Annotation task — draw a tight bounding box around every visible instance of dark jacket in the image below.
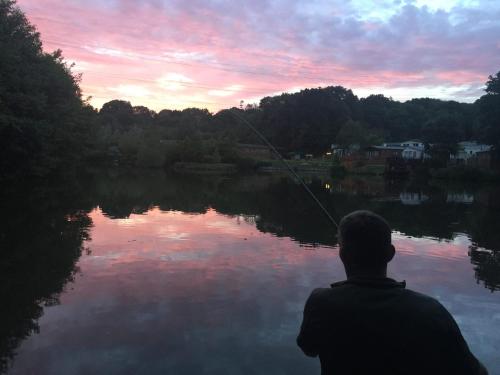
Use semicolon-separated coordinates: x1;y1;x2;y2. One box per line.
297;277;487;375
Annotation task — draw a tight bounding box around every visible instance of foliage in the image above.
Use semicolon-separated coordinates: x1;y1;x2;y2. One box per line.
136;142;166;168
258;86;357;153
330;164;347;177
0;0;93;178
117;128;142;163
421;114;465;144
335;120;383;148
485;72;500;95
122;76;495;172
476;71;500;149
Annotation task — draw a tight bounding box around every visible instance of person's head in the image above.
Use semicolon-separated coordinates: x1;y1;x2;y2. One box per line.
338;210;395;277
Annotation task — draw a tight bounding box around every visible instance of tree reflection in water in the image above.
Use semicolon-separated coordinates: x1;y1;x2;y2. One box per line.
1;170;499;373
469;247;500;292
0;177;93;373
80;170;500;291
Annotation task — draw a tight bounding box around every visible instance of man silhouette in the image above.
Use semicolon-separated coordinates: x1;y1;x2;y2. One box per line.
297;210;487;375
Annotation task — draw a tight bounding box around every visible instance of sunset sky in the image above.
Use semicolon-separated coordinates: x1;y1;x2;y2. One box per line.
17;0;500;112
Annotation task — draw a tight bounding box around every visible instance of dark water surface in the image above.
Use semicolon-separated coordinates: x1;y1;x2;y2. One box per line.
1;170;499;374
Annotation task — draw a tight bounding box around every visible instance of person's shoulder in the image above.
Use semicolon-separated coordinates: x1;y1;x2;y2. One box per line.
306;283;354;305
305;287;338;305
401;288;452;315
402;288;441;303
308;287;332;299
310;281;354;296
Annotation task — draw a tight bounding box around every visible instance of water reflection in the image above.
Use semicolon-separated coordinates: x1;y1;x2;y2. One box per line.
469;247;500;292
0;177;93;372
1;170;500;373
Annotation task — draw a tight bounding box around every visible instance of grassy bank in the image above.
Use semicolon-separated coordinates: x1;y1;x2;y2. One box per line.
172;162;237;174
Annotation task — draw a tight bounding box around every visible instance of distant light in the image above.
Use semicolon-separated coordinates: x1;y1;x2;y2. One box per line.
326;152;332;155
325;183;331;189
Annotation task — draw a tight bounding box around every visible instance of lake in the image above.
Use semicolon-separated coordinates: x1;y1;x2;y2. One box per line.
1;170;499;374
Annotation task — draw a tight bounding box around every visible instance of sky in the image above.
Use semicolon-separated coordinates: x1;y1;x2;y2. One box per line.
17;0;500;112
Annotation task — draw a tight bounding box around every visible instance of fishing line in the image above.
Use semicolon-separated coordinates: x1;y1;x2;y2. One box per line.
229;108;339;229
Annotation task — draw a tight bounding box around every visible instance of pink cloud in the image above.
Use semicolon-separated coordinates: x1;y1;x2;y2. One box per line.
16;0;500;110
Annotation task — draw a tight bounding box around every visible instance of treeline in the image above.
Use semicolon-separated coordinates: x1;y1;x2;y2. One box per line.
1;0;499;178
83;77;500;170
88;102;249;169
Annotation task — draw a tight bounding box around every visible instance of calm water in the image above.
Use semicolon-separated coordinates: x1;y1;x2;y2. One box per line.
1;170;499;374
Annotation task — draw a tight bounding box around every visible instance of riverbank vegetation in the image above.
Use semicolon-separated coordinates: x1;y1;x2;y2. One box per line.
1;0;499;180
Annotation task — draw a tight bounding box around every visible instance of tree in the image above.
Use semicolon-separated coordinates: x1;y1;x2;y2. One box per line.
336;120;383;148
259;86;358;153
421;114;464;144
485;71;500;95
99;100;134;131
0;0;91;177
476;70;500;147
360;95;396;138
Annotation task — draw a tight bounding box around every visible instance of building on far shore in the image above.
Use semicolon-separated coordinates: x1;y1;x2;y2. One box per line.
330;143;360;158
381;140;426;160
331;139;499;172
450;141;493;169
336;140;428;169
363;145;403;165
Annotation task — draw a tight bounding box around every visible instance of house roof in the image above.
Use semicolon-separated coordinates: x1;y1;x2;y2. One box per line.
374;145;405;150
365;145;404;151
458;141;492;148
383;139;424;147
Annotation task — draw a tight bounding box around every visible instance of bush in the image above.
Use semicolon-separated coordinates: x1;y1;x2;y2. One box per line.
233;156;258;171
354;160;366;168
330;164;347;177
136;143;166;168
117;128;142;164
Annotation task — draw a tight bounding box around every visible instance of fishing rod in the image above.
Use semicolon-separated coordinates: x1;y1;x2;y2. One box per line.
229;108;339;229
